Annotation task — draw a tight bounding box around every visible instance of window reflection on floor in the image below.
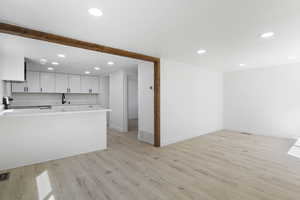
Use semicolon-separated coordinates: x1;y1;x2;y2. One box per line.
288;139;300;159
36;170;55;200
48;195;56;200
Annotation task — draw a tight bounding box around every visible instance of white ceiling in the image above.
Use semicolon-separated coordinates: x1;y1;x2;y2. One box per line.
1;0;300;71
0;33;140;75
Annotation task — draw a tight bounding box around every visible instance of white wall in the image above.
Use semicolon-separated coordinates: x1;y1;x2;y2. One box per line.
138;62;154;144
98;76;110;108
160;59;223;146
128;76;138;119
224;63;300;139
0;52;24;81
109;70;128;132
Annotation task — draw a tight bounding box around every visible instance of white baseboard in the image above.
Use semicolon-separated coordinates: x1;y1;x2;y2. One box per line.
109;123;124;132
138;130;154;145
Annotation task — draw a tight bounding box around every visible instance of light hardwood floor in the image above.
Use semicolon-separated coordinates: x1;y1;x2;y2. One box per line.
1;130;300;200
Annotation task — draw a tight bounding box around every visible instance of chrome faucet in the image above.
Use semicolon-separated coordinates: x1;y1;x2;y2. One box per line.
2;96;13;109
62;93;67;104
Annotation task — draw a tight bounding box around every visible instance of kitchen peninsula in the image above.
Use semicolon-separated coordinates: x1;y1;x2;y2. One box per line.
0;105;111;170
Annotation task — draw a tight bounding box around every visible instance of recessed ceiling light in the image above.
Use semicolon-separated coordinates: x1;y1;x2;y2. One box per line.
261;32;275;39
94;67;101;70
51;62;59;66
57;54;66;58
88;8;103;17
40;58;47;64
239;63;246;66
47;67;54;71
197;49;207;54
107;61;114;65
288;56;297;60
85;71;91;74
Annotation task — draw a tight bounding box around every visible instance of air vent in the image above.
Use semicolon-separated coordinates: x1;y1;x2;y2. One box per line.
0;172;10;181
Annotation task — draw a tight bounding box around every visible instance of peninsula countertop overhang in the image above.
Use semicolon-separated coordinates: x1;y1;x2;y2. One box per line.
0;105;111;117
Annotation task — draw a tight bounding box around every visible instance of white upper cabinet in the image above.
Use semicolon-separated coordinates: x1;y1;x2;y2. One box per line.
26;71;40;93
12;71;40;93
80;76;91;93
90;76;99;94
40;72;55;93
0;53;24;81
12;71;99;94
68;75;81;93
12;81;27;93
81;76;99;94
56;74;81;93
55;73;68;93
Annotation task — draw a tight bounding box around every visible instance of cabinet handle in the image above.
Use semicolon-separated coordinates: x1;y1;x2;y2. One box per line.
40;88;43;92
69;88;71;93
24;87;26;92
27;87;29;92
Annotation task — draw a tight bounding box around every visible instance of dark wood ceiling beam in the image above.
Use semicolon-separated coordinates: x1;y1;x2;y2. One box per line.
0;23;160;63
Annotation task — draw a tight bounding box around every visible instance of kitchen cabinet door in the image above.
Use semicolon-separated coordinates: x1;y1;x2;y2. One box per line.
68;75;81;93
40;72;55;93
12;71;39;93
90;76;99;94
81;76;99;94
55;73;68;93
26;71;40;93
12;81;27;93
80;76;91;93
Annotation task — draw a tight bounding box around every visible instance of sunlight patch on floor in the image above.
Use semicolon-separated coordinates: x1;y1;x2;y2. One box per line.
36;170;55;200
288;139;300;159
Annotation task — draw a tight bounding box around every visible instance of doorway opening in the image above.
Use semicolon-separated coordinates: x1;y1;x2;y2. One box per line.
105;62;154;145
0;23;160;147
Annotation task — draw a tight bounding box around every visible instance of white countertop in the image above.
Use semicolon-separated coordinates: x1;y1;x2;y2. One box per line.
0;105;111;117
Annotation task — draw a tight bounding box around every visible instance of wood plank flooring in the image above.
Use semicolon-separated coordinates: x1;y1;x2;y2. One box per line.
1;130;300;200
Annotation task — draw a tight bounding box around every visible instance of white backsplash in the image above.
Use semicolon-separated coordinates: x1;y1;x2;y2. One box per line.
11;93;100;106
